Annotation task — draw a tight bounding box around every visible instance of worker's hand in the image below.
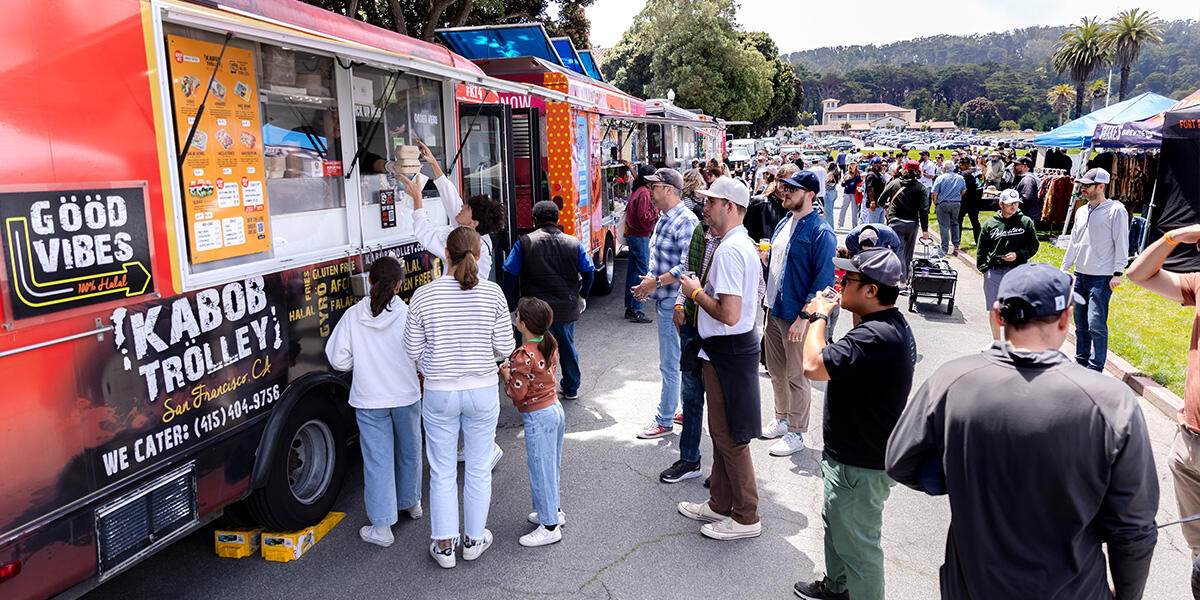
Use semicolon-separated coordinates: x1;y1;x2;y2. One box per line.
631;275;657;299
679;273;700;299
1168;224;1200;244
1110;275;1122;291
1002;252;1017;262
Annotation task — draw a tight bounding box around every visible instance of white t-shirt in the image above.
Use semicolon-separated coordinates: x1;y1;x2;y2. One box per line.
920;159;937;188
698;225;761;344
764;215;797;309
807;166;828;196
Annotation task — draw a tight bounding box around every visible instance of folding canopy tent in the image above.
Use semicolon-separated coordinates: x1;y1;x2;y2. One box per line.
1149;104;1200;272
1034;92;1176;148
1092;89;1200;148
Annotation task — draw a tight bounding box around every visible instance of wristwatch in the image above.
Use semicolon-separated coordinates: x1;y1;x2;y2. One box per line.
655;277;663;288
808;313;831;324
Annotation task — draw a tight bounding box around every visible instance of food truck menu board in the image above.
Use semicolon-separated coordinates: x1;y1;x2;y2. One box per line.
168;35;271;264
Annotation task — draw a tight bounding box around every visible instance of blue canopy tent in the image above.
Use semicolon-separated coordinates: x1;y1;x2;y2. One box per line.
1033;92;1176;148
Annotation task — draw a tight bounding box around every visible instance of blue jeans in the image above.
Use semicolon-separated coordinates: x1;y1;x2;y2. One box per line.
824;189;838;230
521;402;565;527
624;236;651;311
422;385;500;541
935;202;961;251
1074;273;1113;371
356;405;423;527
550;321;580;397
653;299;682;428
678;323;705;464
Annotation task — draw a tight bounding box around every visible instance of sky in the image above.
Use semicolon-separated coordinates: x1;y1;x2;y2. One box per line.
585;0;1200;55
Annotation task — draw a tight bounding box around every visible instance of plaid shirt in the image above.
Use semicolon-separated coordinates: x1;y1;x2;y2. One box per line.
647;203;700;301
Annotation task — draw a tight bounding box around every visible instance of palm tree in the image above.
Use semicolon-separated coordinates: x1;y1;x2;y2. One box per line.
1087;79;1109;111
1053;17;1111;119
1105;8;1164;101
1046;84;1076;126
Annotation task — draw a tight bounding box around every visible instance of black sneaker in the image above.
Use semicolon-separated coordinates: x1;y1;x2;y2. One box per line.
793;579;849;600
703;476;711;488
624;308;636;320
629;311;652;324
659;460;701;483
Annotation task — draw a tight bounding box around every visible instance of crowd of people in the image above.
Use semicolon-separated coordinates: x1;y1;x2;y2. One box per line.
320;137;1200;600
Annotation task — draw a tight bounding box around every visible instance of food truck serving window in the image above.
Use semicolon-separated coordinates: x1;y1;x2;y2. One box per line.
163;25;351;276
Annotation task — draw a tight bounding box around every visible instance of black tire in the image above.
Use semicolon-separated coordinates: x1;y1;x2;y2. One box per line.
590;242;616;296
220;500;257;528
946;297;954;315
246;399;348;530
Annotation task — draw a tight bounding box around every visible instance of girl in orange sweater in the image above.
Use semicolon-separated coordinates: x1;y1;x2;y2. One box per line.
500;297;566;547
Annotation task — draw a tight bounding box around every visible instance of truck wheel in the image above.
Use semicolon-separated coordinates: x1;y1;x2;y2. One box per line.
591;243;615;296
946;297;955;315
246;399;347;530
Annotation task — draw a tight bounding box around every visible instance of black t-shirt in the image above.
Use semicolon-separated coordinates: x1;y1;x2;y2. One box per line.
821;307;917;470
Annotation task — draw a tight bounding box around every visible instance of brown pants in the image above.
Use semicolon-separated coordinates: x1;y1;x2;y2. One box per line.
1170;425;1200;558
702;360;760;525
763;314;812;433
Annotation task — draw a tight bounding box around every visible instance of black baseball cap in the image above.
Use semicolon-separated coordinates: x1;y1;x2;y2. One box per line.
833;247;905;288
779;170;820;193
995;263;1085;319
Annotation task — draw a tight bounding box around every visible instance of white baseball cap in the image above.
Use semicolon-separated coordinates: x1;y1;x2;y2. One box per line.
1077;167;1111;185
998;189;1022;204
696;176;751;207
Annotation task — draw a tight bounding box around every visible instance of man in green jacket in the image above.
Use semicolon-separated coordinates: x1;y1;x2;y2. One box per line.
976;189;1039;340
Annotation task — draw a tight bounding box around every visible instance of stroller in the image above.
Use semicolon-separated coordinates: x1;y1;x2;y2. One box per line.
908;239;958;315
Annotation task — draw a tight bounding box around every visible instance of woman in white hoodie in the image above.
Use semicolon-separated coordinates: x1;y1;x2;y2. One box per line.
405;227;515;568
324;256;422;548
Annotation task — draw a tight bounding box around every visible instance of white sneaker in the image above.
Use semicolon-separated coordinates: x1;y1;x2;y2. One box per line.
462;529;493;561
490;444;503;470
405;503;423;520
519;525;563;547
760;419;789;439
359;525;394;547
769;432;805;456
527;510;567;526
429;540;456;568
677;500;728;523
701;517;762;540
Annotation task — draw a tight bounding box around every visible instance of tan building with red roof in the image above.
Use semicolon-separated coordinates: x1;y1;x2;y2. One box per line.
812;99;918;132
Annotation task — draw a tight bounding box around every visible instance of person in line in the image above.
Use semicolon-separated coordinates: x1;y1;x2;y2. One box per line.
499;297;567;548
823;161;841;231
838;162;862;230
760;170;836;457
793;247;916;600
404;141;506;281
984;151;1005;190
930;161;966;255
752;155;770;192
976;189;1039;340
623;163;659;324
918;150;937;190
630;168;700;439
659;198;721;484
325;256;422;548
502;201;595;400
954;157;984;246
886;263;1159;600
1011;155;1041;230
862;158;887;222
681;168;708;221
677;176;764;541
807;156;829;215
1125;224;1200;561
404;227;515;569
1060;167;1129;371
879;160;929;286
747;164;797;245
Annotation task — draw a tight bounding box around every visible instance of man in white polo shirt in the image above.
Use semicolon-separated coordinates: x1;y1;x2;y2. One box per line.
676;176;765;541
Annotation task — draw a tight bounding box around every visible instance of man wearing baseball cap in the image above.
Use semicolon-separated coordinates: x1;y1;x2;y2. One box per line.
930;160;967;255
793;247;916;600
1012;155;1042;228
677;176;765;541
630;168;700;440
1061;167;1129;371
976;189;1039;340
918;150;937;190
758;170;837;457
886;262;1158;600
878;160;929;286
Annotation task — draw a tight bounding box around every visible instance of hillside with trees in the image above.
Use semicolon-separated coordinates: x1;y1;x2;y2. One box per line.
786;18;1200;131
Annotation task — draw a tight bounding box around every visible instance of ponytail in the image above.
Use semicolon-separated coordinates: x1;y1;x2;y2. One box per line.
516;296;557;367
446;226;481;290
367;256;405;317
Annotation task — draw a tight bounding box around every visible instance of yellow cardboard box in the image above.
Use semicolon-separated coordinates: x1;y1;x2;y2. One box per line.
261;512;345;563
214;527;263;558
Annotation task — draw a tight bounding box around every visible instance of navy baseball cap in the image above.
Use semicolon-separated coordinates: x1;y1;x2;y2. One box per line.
780;170;821;193
833;247;905;288
995;263;1085;318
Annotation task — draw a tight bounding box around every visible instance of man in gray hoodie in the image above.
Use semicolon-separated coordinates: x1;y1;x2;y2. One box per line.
886;263;1158;600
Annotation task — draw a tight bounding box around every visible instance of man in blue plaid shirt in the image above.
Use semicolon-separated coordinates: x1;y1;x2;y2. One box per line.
631;168;701;439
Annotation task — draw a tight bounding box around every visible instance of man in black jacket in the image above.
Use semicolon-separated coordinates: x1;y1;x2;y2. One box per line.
879;160;929;284
886;263;1159;600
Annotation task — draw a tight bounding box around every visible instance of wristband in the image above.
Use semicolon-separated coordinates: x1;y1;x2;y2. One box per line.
691;288;701;300
1165;232;1181;246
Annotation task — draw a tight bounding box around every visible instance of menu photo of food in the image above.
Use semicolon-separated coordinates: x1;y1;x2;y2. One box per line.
180;75;201;98
240;132;256;149
214;129;235;151
210;78;226;102
234;80;251;101
192;129;208;152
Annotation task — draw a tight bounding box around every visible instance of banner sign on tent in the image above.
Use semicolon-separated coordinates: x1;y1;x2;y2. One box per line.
1092;121;1162;148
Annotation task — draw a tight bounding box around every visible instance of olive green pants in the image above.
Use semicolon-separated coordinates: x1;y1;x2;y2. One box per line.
820;452;895;600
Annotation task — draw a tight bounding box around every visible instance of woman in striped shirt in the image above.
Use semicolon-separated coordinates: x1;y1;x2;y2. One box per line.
404;227;515;568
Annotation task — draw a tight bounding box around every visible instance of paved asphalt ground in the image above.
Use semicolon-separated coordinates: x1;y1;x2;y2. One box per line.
86;218;1194;599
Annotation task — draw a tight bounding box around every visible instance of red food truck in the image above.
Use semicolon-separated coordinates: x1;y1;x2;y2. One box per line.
0;1;583;598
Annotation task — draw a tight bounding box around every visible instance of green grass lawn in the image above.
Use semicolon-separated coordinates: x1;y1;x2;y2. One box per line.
927;207;1191;397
